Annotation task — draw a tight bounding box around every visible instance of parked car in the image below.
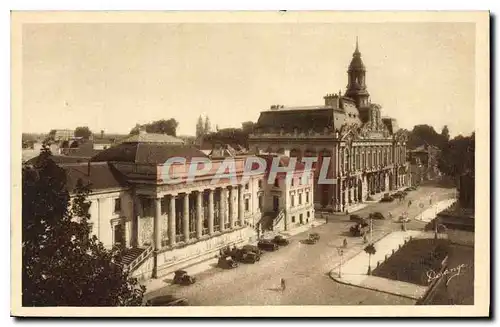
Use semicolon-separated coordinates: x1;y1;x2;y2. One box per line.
272;235;290;246
173;270;196;285
380;193;394;202
309;232;320;241
350;222;370;237
257;239;279;251
218;256;239;269
349;214;365;223
232;248;260;264
303;235;318;244
241;244;263;256
369;212;385;220
146;295;188;306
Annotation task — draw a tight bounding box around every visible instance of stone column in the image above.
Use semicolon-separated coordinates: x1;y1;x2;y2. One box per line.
183;192;190;242
220;188;226;232
353;180;358;203
169;195;176;247
196;191;203;239
152;196;162;279
208;189;214;234
238;185;244;226
229;186;235;228
130;191;138;248
154;197;162;251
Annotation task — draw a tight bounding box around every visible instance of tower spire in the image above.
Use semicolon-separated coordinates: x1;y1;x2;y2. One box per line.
355;36;359;53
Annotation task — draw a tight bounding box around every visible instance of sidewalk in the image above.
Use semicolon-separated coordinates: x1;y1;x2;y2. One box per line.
329;198;455;300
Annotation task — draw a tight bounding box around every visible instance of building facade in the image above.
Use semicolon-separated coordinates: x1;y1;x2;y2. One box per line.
249;41;410;213
55;132;314;281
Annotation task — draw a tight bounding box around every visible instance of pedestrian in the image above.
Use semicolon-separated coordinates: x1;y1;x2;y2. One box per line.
363;235;368;244
343;238;348;248
408;200;412;207
280;278;286;292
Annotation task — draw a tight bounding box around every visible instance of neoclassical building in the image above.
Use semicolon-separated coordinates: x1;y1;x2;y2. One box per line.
249;41;410;212
52;131;314;280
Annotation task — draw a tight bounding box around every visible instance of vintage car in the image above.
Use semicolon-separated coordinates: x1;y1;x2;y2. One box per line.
369;212;385;220
232;248;260;264
349;214;365;223
303;235;318;244
145;295;188;306
218;256;239;269
241;244;263;256
380;193;395;202
272;235;290;246
309;232;320;241
172;270;196;285
257;239;279;251
350;222;370;237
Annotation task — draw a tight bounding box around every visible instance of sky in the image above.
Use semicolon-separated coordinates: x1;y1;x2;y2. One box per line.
21;22;476;137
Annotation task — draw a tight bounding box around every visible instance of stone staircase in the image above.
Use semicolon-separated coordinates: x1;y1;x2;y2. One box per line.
121;246;154;272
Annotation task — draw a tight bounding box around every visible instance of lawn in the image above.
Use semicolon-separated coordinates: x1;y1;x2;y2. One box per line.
372;238;450;286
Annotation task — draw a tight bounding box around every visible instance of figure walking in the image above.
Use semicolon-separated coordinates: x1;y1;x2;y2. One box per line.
408;200;412;208
343;238;348;248
280;278;286;292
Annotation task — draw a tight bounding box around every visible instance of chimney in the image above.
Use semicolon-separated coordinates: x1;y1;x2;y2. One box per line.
324;93;339;109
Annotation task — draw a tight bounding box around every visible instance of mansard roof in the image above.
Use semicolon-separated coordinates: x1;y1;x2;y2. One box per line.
62;162;128;192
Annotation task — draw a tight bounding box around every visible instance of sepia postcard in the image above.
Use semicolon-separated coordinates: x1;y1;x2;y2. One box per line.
11;11;490;317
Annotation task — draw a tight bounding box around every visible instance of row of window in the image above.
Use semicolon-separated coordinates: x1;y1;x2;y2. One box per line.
291;211;311;224
341;145;406;172
290;192;310;207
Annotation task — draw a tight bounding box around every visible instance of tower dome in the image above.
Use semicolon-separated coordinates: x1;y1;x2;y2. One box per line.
345;37;370;108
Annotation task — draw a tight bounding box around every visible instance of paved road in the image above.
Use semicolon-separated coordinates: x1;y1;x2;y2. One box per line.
145;185;455;306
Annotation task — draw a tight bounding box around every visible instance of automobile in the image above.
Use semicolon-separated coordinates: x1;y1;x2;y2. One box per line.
272;235;290;246
257;239;279;251
369;212;385;220
173;270;196;285
218;256;239;269
309;232;321;241
303;236;318;244
349;214;365;223
145;295;189;306
409;185;418;191
380;193;394;202
232;248;260;264
241;244;263;256
350;222;370;237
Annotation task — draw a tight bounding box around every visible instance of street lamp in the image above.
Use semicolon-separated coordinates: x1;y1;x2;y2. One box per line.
337;248;344;278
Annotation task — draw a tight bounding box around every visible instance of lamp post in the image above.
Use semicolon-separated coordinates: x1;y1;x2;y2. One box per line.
337;248;344;278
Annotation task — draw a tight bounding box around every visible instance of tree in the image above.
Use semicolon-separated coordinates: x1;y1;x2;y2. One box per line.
74;126;92;140
195;116;204;139
364;243;377;275
241;121;255;134
441;125;450;142
129;119;179;136
22;146;145;306
407;124;446;150
438;132;475;178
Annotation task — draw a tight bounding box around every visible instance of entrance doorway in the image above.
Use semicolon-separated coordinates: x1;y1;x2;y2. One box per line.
114;223;124;248
273;196;279;212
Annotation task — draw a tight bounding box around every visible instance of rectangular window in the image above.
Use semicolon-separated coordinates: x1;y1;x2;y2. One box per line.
307;211;310;218
299;193;302;205
274;178;279;187
245;198;249;211
292;216;296;223
258;196;263;210
114;198;121;214
306;192;310;203
258;179;262;189
245;183;249;190
291;195;295;207
291;178;294;187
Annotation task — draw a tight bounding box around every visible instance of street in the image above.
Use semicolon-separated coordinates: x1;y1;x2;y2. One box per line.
145;184;456;305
